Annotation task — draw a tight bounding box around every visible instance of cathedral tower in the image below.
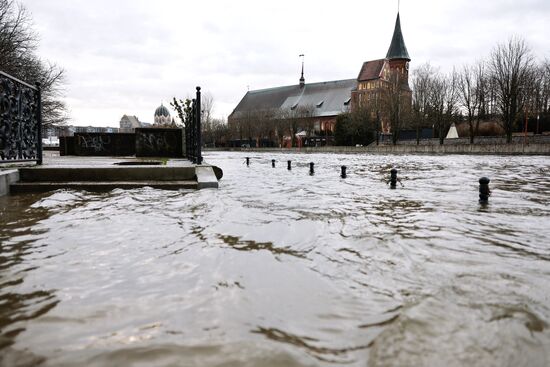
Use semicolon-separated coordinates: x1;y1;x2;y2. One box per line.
386;12;411;84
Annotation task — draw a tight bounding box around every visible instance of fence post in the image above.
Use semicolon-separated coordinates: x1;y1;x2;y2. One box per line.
196;86;202;165
190;99;196;162
36;82;43;165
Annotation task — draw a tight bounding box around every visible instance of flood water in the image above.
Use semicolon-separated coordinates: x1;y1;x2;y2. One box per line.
1;152;550;367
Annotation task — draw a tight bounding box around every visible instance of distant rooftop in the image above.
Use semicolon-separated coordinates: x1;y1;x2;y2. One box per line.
230;79;357;120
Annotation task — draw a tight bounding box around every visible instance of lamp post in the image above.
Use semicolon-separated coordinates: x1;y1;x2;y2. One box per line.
537;114;540;135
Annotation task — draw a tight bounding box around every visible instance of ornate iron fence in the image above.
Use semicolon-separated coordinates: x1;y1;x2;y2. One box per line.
186;86;202;164
0;70;42;164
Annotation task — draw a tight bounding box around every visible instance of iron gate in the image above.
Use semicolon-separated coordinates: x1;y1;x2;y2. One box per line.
0;70;42;165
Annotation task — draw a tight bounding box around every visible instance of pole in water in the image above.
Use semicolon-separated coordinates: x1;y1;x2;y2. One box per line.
390;168;398;189
341;166;347;178
287;160;292;170
272;159;275;168
309;162;315;175
479;177;491;203
246;157;250;166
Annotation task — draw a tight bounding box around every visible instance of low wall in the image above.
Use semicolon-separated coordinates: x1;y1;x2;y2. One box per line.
59;136;75;155
135;128;183;158
204;143;550;155
73;133;135;156
59;129;184;158
0;169;19;197
368;143;550;155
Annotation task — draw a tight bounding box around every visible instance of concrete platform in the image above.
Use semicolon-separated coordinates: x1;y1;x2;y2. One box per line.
10;181;198;193
18;166;197;182
2;152;221;195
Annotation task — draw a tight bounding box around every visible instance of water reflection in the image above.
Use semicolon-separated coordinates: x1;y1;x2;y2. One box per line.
219;235;308;258
0;192;58;360
253;326;371;364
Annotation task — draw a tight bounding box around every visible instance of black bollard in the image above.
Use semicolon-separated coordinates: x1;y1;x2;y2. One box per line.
309;162;315;175
479;177;491;203
390;168;398;188
287;160;292;170
246;157;250;166
341;165;347;179
272;159;276;168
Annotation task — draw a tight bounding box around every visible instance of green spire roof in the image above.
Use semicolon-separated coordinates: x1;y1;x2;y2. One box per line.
386;13;410;61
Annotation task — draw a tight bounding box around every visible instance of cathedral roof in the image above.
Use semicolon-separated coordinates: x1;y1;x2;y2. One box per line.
386;13;410;61
357;59;387;82
230;79;356;120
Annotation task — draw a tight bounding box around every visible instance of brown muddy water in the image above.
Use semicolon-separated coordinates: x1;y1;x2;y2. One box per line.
1;152;550;367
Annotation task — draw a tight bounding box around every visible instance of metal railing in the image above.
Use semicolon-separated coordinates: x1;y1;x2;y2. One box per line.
0;70;42;165
186;86;202;164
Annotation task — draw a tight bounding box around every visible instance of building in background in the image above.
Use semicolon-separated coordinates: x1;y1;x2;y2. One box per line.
120;115;142;132
352;13;412;134
154;104;175;127
229;11;411;146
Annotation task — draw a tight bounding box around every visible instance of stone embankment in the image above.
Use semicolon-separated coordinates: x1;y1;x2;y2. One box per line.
206;136;550;155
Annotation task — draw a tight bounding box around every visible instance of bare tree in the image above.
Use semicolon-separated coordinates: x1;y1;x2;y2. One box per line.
529;60;550;134
383;71;410;145
444;69;460;140
539;60;550;114
199;92;216;145
0;0;36;70
0;0;68;125
459;64;479;143
277;105;313;147
201;92;214;126
488;37;534;142
412;63;434;144
209;117;229;147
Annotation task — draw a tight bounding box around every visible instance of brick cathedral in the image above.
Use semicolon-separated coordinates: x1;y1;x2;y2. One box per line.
229;11;411;146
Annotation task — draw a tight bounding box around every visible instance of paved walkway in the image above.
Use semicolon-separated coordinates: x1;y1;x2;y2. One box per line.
41;151;195;167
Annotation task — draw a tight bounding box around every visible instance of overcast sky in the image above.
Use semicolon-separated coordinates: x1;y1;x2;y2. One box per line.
22;0;550;127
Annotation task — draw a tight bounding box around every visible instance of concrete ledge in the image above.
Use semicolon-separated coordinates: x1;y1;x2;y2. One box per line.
19;166;197;182
196;166;219;189
10;180;198;193
0;170;20;197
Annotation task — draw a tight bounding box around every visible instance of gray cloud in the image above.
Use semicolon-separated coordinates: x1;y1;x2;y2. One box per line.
20;0;550;125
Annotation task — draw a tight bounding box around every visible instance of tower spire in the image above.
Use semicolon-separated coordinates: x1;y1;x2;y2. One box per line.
386;11;410;61
299;54;305;87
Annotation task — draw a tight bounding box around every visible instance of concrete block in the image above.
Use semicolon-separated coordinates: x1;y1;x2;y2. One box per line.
0;170;20;197
196;166;219;189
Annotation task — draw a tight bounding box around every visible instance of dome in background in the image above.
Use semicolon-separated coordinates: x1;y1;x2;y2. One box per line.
155;104;170;118
154;103;172;126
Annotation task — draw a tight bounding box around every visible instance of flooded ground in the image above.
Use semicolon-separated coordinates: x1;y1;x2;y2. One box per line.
1;152;550;367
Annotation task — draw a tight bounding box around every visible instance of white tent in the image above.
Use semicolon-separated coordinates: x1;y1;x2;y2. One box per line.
446;123;459;139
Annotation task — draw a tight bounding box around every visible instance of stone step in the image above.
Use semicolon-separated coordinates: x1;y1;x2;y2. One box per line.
18;166;197;182
10;180;198;193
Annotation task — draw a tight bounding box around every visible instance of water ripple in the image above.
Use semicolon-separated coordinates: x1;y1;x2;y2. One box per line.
0;153;549;366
